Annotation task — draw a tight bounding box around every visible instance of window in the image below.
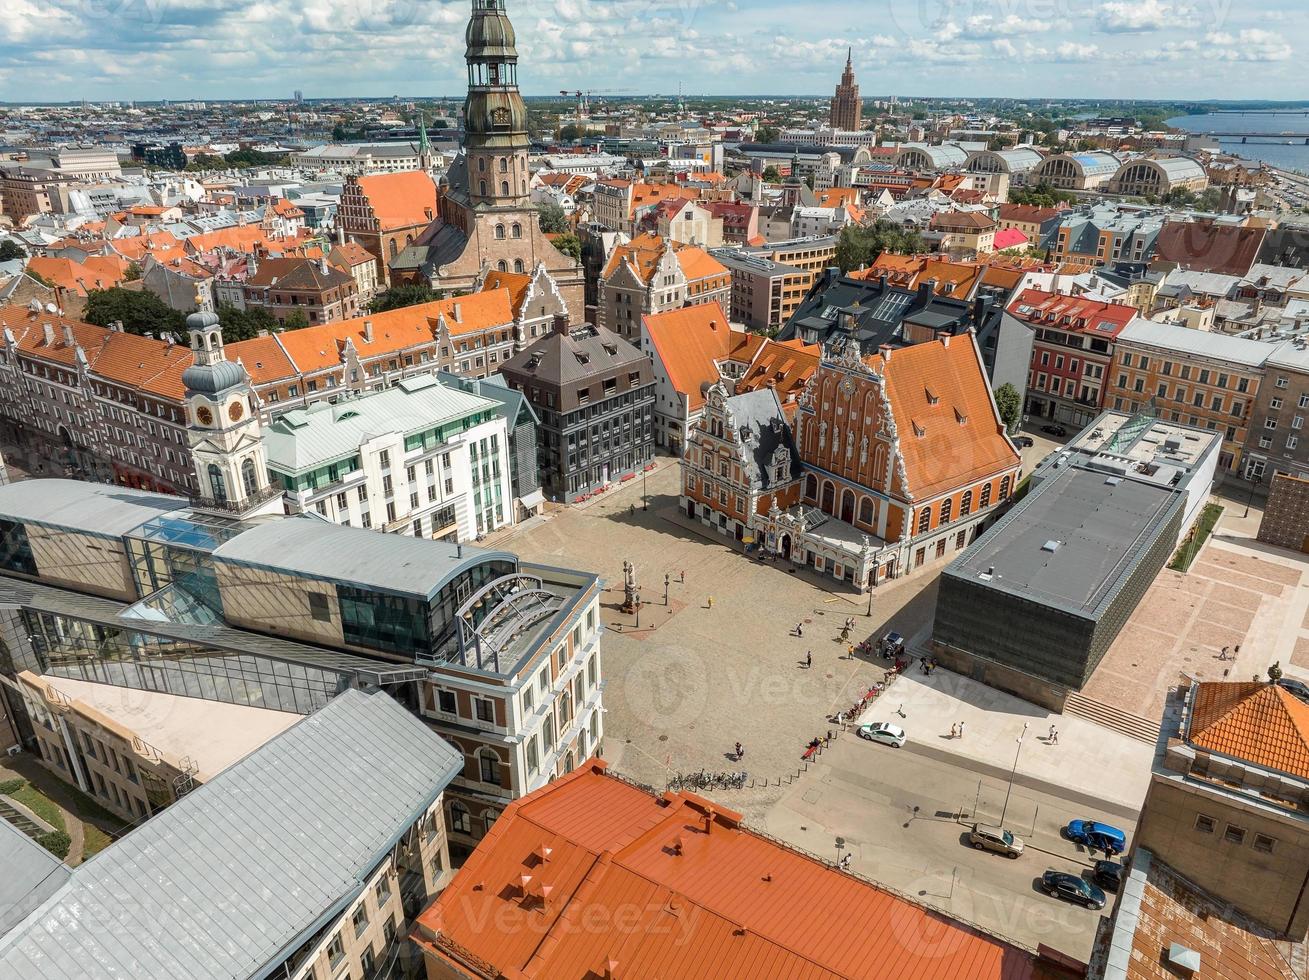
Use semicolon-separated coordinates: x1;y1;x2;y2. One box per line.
475;698;494;723
1254;833;1276;853
480;752;501;784
450;802;471;834
960;490;973;517
1271;397;1283;410
360;946;376;976
1277;375;1290;389
940;498;952;523
1223;824;1246;845
327;933;345;967
437;689;456;714
352;903;369;936
1194;814;1215;833
543;715;555;750
1296;416;1305;430
308;592;331;622
527;735;539;773
980;483;992;508
1289;437;1299;451
375;877;392;907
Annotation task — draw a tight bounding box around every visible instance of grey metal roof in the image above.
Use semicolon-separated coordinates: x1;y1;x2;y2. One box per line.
895;143;969;169
945;466;1182;617
213;514;516;601
724;387;800;492
0;689;462;980
1116;319;1275;368
0;480;187;538
965;148;1044;173
0;821;70;939
264;374;499;474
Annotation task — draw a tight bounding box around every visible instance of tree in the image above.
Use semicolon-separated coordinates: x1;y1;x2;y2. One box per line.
84;287;186;336
332;122;348;142
216;303;280;342
0;239;25;261
282;309;309;330
754;125;779;145
369;283;439;313
994;383;1022;434
537;201;569;234
185;153;227;171
558;123;585;142
1008;183;1077;208
553;232;582;262
833;221;926;273
124;261;142;282
761;165;781;183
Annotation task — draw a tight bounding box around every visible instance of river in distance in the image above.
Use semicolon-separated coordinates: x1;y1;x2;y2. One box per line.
1168;111;1309;174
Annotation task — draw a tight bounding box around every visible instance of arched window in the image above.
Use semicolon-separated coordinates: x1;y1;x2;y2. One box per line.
241;458;258;497
960;490;973;517
495;224;506;240
388;239;398;259
980;483;992;508
513;259;525;273
940;498;953;523
479;180;487;196
917;506;931;534
804;474;818;501
1001;475;1012;498
511;223;522;239
478;157;486;172
820;481;835;514
498;157;507;172
840;488;855;524
496;260;508;272
207;464;227;503
859;497;874;526
449;801;470;834
500;180;510;196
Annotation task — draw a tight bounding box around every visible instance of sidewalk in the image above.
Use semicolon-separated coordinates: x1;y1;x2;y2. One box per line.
855;667;1155;813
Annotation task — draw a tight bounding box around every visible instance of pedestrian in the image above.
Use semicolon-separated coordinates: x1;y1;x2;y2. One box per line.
1051;727;1059;745
1220;645;1228;661
897;703;905;718
826;729;833;745
958;721;965;738
796;622;804;637
680;570;685;583
630;504;635;516
1235;644;1241;656
1048;723;1056;741
840;852;852;870
735;741;743;761
707;595;714;609
805;651;812;669
836;710;844;727
950;723;957;739
847;643;855;658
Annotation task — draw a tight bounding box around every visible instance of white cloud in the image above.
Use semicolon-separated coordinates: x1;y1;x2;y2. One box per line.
1098;0;1195;32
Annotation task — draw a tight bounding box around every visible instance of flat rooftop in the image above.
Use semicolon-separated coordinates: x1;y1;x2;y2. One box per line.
34;674;301;781
0;480;187;538
1052;411;1220;489
947;466;1182;616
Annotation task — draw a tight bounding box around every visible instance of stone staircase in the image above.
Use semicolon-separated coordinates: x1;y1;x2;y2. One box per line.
1064;692;1161;745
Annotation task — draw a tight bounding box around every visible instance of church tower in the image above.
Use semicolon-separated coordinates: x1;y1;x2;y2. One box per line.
463;0;531;209
830;49;862;132
181;291;281;518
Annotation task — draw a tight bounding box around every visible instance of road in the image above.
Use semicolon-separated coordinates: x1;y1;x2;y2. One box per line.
763;734;1135;961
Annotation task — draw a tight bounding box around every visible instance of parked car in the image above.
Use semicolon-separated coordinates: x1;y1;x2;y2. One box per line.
968;824;1025;858
1014;435;1034;448
1277;678;1309;705
856;722;907;748
1092;859;1124;892
1041;871;1106;910
1065;820;1127;856
1041;424;1068;438
878;631;905;660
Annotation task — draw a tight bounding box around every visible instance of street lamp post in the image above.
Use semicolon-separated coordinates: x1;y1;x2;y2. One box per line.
664;572;670;606
1243;474;1263;519
998;722;1028;827
643;466;649;511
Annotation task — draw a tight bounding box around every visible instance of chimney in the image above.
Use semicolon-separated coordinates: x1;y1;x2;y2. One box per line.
336;224;345;245
972;294;991;326
109;319;123;333
452;302;462;323
363;319;374;343
919;280;935;302
61;324;74;347
42;322;54;346
709;319;718;331
879;344;893;362
878;274;888;291
703;806;716;835
552;312;571;335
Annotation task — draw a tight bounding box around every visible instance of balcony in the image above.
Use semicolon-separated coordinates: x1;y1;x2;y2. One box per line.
188;484;283;515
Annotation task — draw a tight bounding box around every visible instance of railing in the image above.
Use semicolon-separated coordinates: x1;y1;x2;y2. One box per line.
188;484;283;514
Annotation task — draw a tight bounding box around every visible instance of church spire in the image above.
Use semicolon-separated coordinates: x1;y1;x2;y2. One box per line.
463;0;530;207
416;110;434;170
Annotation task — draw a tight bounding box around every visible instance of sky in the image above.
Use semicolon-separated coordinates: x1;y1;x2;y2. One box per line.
1;0;1304;104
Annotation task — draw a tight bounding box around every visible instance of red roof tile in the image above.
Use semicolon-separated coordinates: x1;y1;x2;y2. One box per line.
1189;682;1309;778
357;172;440;231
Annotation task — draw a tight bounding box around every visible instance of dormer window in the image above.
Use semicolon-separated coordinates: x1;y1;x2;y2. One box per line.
954;407;967;425
925;387;939;405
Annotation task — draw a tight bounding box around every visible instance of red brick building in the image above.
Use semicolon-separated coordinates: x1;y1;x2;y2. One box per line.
335;171;439;285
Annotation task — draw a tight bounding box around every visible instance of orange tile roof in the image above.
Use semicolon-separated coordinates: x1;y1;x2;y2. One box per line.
816;187;859;209
356;171;439;230
413;760;1043;980
185;226;313;256
629;181;693;217
0;307;192;400
109;231;181;262
328;241;375;270
869;335;1020;500
478;269;532;316
1009;288;1136;338
736;336;820;407
225;333;297;385
267;289;514;376
605;232;726;285
1124;853;1299;980
1188;682;1309;778
674;244;728;282
642;302;734;412
27;255;128;296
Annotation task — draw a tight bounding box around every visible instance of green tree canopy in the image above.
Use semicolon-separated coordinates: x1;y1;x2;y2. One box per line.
754;125;780;144
833;221;926;273
370;283;439;313
994;383;1022;434
84;288;185;337
0;239;26;261
281;309;309;330
761;165;781;183
553;232;582;262
1008;183;1077;208
216;304;281;342
537;202;570;234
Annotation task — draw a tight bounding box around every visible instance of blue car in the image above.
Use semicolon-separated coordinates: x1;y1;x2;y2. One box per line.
1065;820;1127;855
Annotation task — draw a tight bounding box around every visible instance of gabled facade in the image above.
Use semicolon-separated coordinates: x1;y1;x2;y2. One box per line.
596;232;731;342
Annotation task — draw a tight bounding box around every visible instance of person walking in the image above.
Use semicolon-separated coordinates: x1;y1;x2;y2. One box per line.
958;721;965;738
796;622;804;637
679;570;685;583
897;703;906;718
950;723;957;739
1049;723;1057;741
707;595;714;609
735;741;744;761
1050;727;1059;745
805;651;813;669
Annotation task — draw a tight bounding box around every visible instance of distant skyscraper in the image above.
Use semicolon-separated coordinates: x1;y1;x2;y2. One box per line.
829;48;862;132
294;89;303;103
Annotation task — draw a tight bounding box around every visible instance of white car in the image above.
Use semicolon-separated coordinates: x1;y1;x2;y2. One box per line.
856;722;906;748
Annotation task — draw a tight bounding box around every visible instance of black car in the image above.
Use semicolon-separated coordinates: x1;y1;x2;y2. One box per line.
1041;870;1106;910
1014;436;1034;448
1092;860;1123;892
1041;424;1068;438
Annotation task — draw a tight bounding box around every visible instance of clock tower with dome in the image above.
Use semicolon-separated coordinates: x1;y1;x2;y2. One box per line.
388;0;584;315
182;294;282;518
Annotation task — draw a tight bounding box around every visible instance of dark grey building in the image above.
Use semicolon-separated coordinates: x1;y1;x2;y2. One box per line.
500;319;655;501
933;465;1184;710
779;268;1035;394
